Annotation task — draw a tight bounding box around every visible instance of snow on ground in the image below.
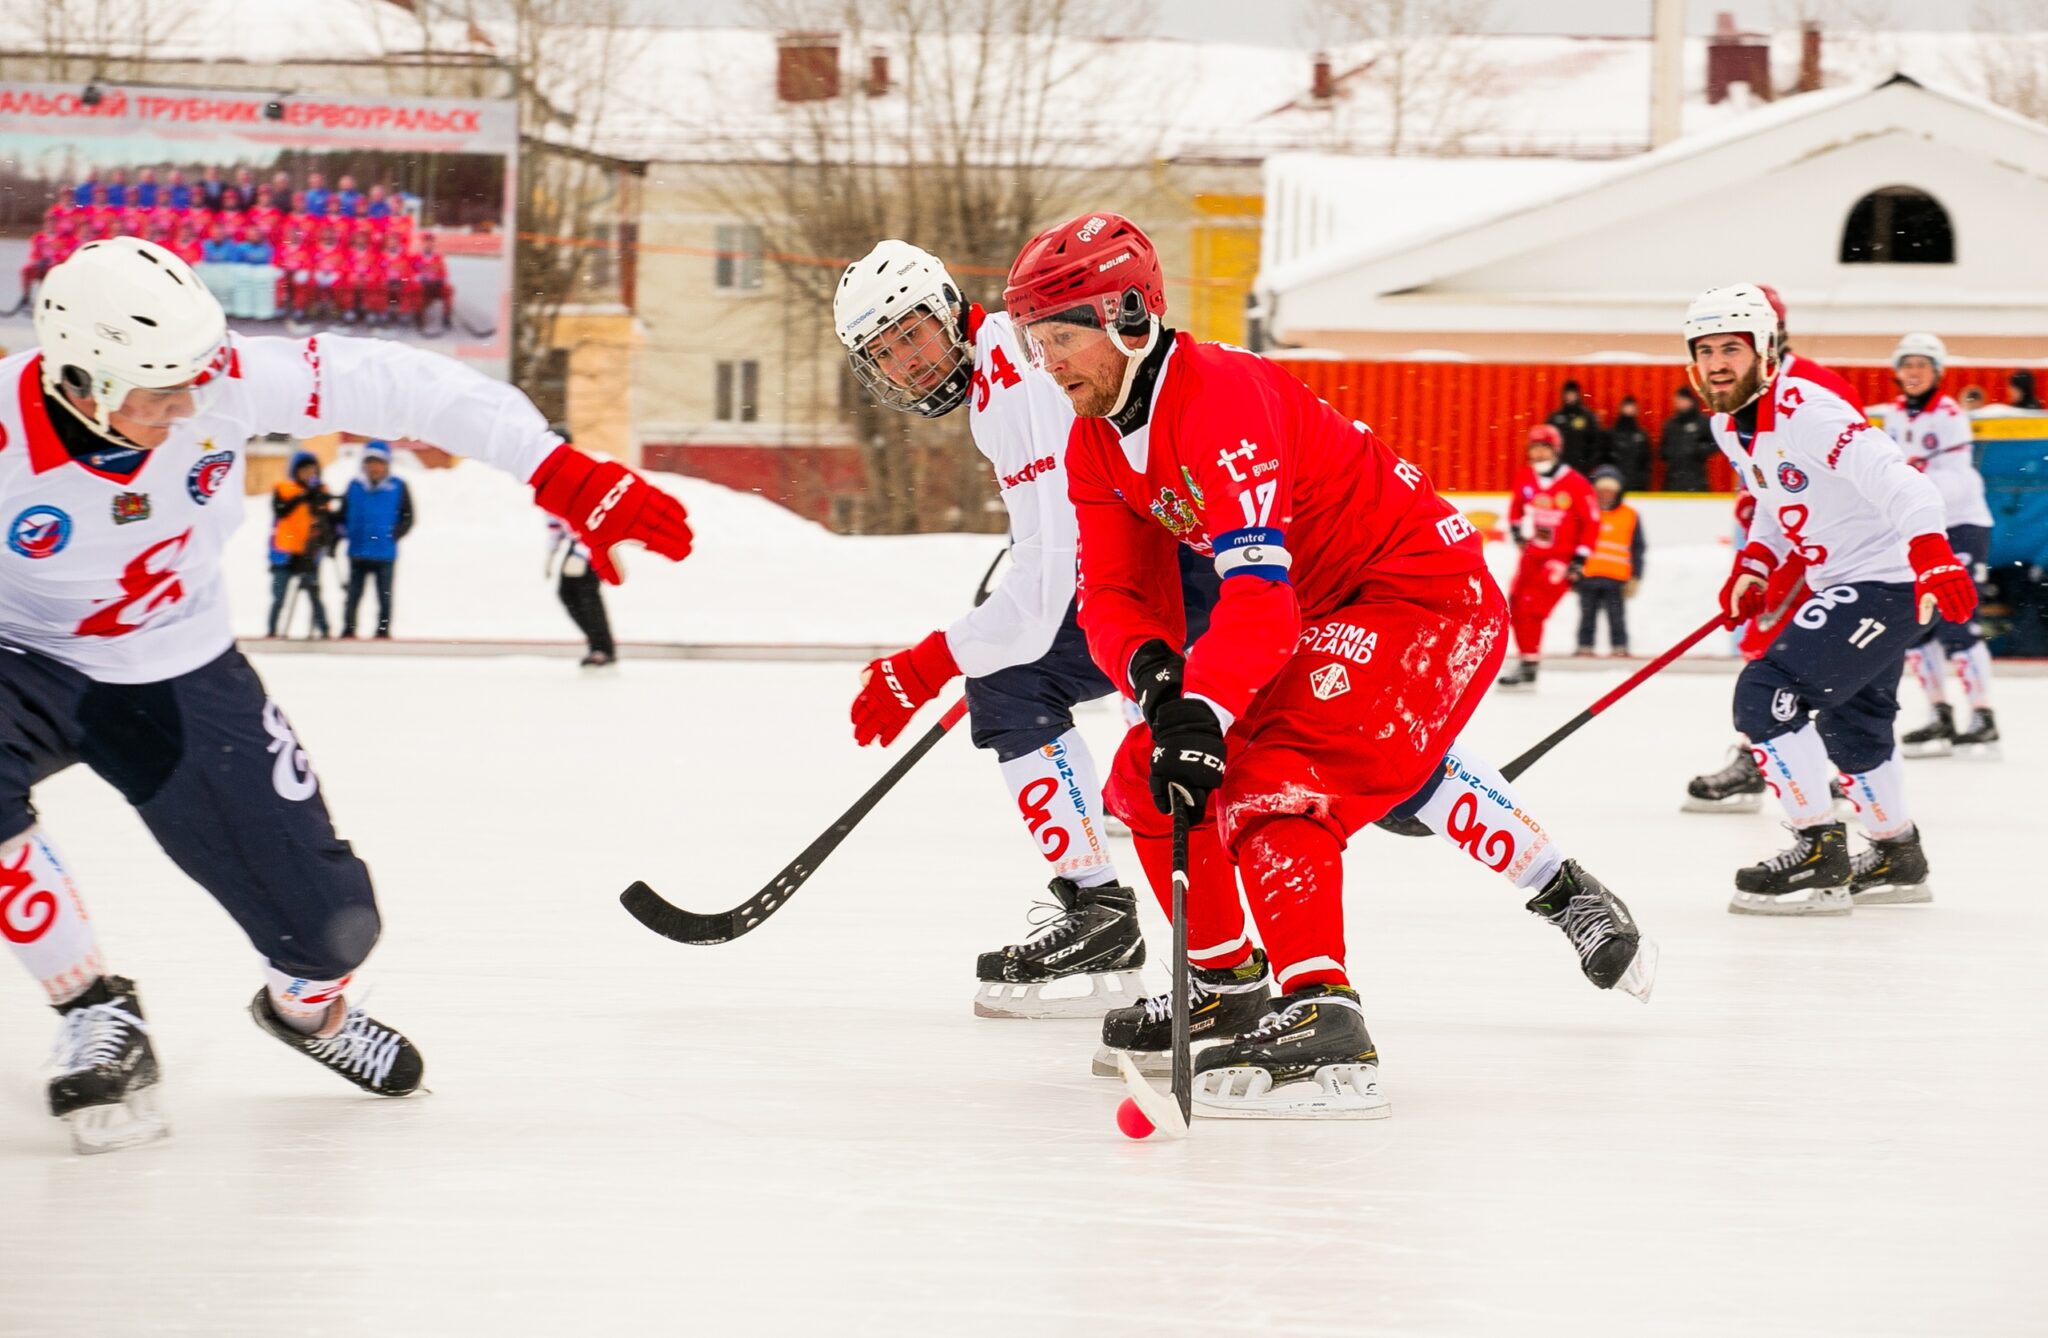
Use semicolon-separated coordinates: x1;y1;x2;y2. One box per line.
230;449;1736;657
0;651;2039;1336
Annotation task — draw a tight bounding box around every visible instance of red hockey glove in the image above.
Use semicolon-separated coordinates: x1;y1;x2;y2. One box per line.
1755;552;1811;633
1718;542;1777;627
852;630;959;747
531;444;693;585
1908;533;1978;626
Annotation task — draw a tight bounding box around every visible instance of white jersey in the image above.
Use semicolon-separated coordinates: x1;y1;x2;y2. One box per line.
941;307;1084;678
1869;392;1992;529
1708;355;1945;588
0;334;557;683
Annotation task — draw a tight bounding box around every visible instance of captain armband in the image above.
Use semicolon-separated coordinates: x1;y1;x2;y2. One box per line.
1212;527;1292;583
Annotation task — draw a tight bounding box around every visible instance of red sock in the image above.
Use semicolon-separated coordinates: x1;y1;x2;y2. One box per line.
1237;817;1349;992
1131;821;1252;970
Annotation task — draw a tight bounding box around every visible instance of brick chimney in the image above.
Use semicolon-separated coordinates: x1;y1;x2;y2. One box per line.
1706;12;1773;105
1798;21;1823;94
1311;52;1335;102
776;32;840;103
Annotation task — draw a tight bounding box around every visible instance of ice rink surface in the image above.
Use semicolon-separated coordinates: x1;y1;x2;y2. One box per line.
0;651;2042;1337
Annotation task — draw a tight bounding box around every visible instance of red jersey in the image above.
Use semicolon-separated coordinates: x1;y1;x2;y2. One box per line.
1067;332;1485;719
414;252;447;283
1507;464;1598;557
379;248;417;281
313;244;351;279
346;246;385;284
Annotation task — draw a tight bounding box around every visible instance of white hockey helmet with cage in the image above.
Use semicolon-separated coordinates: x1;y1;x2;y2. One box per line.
1892;331;1947;375
1682;283;1783;410
34;236;231;436
834;240;971;418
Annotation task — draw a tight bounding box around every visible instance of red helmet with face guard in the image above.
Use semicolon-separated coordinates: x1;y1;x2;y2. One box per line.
1003;212;1165;333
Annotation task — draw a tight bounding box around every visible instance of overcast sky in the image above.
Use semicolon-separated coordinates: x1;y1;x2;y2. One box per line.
630;1;2033;42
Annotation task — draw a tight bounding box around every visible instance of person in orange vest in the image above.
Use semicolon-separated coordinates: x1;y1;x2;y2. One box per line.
1497;423;1599;690
1575;465;1645;657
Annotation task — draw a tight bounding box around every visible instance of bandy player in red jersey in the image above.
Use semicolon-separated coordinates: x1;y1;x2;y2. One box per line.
0;238;691;1151
1004;214;1656;1119
1495;424;1600;690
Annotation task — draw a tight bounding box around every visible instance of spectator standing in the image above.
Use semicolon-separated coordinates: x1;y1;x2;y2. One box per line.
1547;379;1605;474
198;164;227;211
547;517;617;667
304;171;332;217
1606;394;1652;491
267;450;334;639
336;441;414;639
1575;466;1645;658
104;168;129;208
133;167;159;209
2007;369;2042;410
164;168;192;211
1658;385;1714;491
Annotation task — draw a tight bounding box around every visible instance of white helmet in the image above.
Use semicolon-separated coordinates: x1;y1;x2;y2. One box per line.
1892;331;1947;374
1682;283;1784;410
34;236;230;436
834;240;971;417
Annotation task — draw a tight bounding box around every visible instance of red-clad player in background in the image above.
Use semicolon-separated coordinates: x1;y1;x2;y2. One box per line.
1495;423;1601;691
343;232;385;325
379;232;420;324
414;233;453;331
1002;213;1654;1119
310;228;352;322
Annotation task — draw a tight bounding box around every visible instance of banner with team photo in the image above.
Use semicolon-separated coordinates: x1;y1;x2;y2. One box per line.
0;81;516;378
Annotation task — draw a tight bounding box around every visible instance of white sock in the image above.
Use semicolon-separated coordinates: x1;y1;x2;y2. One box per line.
1951;643;1994;722
1905;645;1947;711
997;730;1118;887
1840;752;1913;839
0;827;105;1005
1751;725;1836;826
1412;747;1565;892
262;964;351;1034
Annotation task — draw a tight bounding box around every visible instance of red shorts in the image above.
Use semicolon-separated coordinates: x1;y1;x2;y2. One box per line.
1107;566;1510;852
1509;547;1576;656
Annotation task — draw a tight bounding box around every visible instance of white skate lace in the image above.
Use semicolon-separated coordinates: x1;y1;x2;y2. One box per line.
51;1000;144;1073
1018;898;1085;948
306;1006;404;1088
1555;894;1618;962
1756;825;1823;874
1239;998;1309;1043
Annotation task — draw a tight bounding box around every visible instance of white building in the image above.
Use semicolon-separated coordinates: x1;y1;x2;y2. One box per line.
1258;75;2048;364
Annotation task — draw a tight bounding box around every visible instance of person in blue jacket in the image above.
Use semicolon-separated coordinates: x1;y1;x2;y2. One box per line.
335;440;415;638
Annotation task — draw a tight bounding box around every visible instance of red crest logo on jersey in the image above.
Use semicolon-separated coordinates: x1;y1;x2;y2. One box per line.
111;492;152;525
1776;462;1809;493
187;450;234;504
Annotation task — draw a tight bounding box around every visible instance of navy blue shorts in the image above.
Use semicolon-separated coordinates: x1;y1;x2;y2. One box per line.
967;546;1221;761
1911;523;1990;655
1733;580;1919;774
0;646;378;978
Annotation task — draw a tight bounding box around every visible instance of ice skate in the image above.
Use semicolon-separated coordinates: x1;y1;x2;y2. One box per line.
1730;822;1851;916
1850;826;1933;906
47;975;169;1155
1952;708;2000;758
249;989;425;1096
1683;746;1764;813
1190;984;1390;1120
1524;861;1657;1002
1900;703;1955;758
1493;659;1540;692
1091;949;1271;1077
974;877;1146;1019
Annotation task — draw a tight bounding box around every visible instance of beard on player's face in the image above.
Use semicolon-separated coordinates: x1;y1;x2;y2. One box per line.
1027;320;1126;418
1693;337;1764;414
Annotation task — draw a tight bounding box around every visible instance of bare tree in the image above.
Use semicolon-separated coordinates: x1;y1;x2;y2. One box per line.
16;0;208;82
1307;0;1499;156
1963;1;2048;123
708;0;1157;532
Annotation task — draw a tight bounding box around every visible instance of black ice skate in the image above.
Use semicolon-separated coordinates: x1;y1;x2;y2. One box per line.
1900;703;1955;758
48;975;169;1155
249;989;425;1096
1091;949;1271;1077
975;878;1147;1019
1730;821;1851;916
1189;984;1389;1119
1524;861;1657;1001
1953;708;2000;755
1494;659;1540;692
1850;826;1933;906
1684;746;1764;813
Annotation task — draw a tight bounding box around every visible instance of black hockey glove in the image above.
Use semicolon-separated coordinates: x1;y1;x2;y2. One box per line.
1148;697;1227;822
1127;638;1185;728
1566;554;1587;585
